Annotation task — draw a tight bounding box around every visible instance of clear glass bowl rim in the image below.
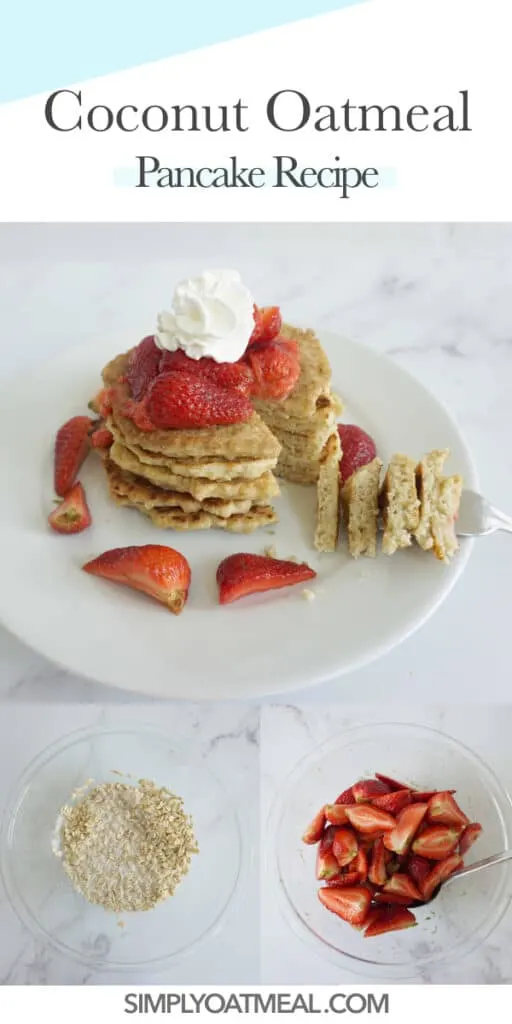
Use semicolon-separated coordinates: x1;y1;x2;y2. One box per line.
268;720;512;979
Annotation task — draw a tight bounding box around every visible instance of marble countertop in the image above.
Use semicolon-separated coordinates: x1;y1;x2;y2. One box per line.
0;222;511;704
261;704;512;984
0;703;259;985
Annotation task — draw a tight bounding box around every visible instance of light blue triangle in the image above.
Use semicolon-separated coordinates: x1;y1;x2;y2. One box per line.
1;0;367;103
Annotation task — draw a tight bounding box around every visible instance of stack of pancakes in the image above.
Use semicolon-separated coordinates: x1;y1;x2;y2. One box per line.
98;353;281;533
253;325;342;485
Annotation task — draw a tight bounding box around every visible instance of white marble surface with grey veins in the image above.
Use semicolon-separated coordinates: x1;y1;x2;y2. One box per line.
0;222;511;703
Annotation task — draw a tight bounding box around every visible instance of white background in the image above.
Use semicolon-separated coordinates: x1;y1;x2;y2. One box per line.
0;0;511;220
0;221;510;704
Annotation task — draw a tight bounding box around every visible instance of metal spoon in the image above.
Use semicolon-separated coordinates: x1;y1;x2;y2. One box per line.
456;490;512;537
421;849;512;905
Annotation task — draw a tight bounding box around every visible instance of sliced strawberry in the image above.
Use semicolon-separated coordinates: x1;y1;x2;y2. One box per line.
352;779;391;803
145;371;253;429
161;351;254;397
246;339;300;400
345;805;396;835
383;872;422;903
90;387;114;418
332;828;359;868
318;885;371;926
412;789;455;802
338;424;377;484
316;837;341;880
375;773;410;791
371;790;412;815
83;544;191;614
364;906;417;938
368;838;387;887
407;854;431;889
383;803;428;854
54;415;93;497
302;807;326;845
352;907;381;933
372;891;414;907
324;871;361;888
324;804;349;826
216;553;316;605
459;822;483;856
125;335;161;400
427;792;470;829
48;482;91;535
90;427;114;449
249;305;282;345
360;831;389;850
334;786;355;806
349;846;368;882
421;853;463;902
385;855;402;876
411;825;461;861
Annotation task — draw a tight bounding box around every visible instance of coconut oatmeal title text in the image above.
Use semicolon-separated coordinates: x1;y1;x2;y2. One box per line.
44;88;471;200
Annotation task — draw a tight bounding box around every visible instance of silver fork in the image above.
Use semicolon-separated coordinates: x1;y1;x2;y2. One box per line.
456;490;512;537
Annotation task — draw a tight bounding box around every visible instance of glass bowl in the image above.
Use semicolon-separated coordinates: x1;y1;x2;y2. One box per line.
0;725;243;971
269;722;512;979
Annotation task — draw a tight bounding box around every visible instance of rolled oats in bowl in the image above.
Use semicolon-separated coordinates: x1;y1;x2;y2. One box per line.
53;777;199;913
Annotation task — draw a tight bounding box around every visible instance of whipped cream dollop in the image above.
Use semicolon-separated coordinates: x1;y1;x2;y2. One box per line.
155;269;255;363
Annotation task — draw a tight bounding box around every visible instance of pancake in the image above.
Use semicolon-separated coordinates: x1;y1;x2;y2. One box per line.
106;460;268;519
130;503;278;533
110;440;280;502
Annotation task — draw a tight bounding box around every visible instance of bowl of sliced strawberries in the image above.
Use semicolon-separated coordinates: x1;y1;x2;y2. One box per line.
270;722;512;977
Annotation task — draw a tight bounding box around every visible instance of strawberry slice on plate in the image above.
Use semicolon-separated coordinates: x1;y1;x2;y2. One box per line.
318;885;372;927
421;853;463;902
344;805;396;834
364;906;417;938
54;415;93;497
83;544;191;614
351;779;391;803
459;822;483;856
427;791;470;829
411;825;461;861
216;553;316;605
383;802;429;854
302;807;326;845
48;482;91;535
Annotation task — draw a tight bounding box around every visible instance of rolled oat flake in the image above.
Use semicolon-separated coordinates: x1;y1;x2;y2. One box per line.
55;778;198;913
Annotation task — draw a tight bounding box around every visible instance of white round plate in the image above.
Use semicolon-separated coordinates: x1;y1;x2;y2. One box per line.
0;331;476;699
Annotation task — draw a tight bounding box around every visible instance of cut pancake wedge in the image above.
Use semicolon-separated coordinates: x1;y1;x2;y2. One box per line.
342;457;383;558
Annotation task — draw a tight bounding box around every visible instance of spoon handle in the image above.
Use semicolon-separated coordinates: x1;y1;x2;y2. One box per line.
450;849;512;882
